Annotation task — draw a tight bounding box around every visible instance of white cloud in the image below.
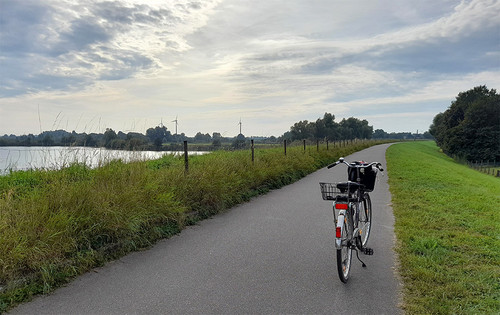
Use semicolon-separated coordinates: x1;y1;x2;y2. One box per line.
371;0;500;44
0;0;224;96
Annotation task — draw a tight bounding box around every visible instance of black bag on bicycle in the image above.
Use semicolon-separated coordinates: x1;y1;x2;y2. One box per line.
348;162;377;191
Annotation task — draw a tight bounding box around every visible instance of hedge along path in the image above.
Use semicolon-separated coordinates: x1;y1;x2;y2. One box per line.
0;140;389;312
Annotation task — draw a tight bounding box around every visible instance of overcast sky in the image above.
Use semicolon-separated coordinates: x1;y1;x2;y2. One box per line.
1;0;499;137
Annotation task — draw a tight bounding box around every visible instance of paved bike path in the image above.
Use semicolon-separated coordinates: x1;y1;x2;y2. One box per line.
10;143;400;314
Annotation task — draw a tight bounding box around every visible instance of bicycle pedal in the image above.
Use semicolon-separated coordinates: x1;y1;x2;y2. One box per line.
363;247;374;255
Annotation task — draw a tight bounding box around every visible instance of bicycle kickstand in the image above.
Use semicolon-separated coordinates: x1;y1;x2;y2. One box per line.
354;248;367;268
354;247;374;268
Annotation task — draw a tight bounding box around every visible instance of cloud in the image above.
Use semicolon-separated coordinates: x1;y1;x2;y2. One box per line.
0;0;222;97
185;0;500;119
240;1;498;69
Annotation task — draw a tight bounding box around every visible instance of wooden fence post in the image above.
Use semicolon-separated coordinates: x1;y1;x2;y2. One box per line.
251;139;254;163
184;140;189;173
317;140;319;151
284;140;287;156
326;140;329;150
303;139;306;152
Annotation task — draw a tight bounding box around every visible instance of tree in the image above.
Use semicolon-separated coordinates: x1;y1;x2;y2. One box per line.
339;117;373;139
194;132;212;143
285;112;372;142
103;128;117;148
430;86;500;161
41;134;54;146
314;113;339;140
83;134;97;147
232;134;247;149
212;138;222;148
61;134;76;145
146;126;171;148
422;131;433;139
323;113;341;140
373;129;387;139
290;120;315;140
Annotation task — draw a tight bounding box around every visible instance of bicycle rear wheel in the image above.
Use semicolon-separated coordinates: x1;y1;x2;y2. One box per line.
336;215;352;283
358;193;372;247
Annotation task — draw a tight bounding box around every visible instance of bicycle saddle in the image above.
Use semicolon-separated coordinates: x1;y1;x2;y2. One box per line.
336;181;364;193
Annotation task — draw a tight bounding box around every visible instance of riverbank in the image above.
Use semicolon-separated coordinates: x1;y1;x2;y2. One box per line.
0;146;208;175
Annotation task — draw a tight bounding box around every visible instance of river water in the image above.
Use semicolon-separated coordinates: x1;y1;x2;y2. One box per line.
0;146;203;175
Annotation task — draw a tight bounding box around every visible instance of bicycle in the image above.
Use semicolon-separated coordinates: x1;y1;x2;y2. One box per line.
319;157;383;283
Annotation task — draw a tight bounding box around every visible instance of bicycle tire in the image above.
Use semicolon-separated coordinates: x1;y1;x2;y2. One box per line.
336;214;352;283
358;193;372;247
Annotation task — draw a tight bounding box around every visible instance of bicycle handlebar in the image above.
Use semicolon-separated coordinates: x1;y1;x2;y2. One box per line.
327;157;384;171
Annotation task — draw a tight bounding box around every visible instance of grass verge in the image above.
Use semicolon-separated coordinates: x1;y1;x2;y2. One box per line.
0;140;387;312
387;141;499;314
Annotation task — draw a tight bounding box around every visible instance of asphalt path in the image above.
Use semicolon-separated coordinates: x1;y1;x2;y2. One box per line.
10;143;400;314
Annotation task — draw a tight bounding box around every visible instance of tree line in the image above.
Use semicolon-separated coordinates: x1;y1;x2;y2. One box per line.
429;85;500;161
280;114;373;141
1;113;427;151
280;113;431;142
0;127;276;151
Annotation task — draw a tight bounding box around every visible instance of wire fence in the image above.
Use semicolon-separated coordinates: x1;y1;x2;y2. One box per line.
467;160;500;177
181;138;378;173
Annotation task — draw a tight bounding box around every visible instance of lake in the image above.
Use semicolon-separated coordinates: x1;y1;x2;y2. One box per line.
0;146;205;175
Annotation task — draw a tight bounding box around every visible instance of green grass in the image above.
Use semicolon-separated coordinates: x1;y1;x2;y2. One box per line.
0;140;387;312
387;141;500;314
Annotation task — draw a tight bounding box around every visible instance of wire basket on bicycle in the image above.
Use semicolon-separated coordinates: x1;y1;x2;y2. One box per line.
319;182;349;201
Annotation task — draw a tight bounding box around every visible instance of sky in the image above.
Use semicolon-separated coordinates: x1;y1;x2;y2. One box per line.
1;0;499;138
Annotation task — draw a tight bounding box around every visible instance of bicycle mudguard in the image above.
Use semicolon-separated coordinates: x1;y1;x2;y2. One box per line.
335;210;346;249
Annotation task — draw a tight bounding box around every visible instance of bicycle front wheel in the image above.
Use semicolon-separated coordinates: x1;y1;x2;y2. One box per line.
358;193;372;247
336;215;352;283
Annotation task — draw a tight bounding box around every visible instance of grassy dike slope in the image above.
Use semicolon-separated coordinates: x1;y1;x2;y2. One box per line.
387;142;499;314
0;141;385;312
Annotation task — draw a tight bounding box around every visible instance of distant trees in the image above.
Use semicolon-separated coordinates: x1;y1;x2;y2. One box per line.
232;134;247;149
372;129;433;140
211;132;222;148
284;113;373;142
6;109;450;152
429;86;500;161
193;132;212;143
146;126;171;148
83;134;97;147
289;120;315;140
41;134;54;146
103;128;117;148
339;117;373;140
0;126;268;151
373;129;386;139
0;128;155;150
